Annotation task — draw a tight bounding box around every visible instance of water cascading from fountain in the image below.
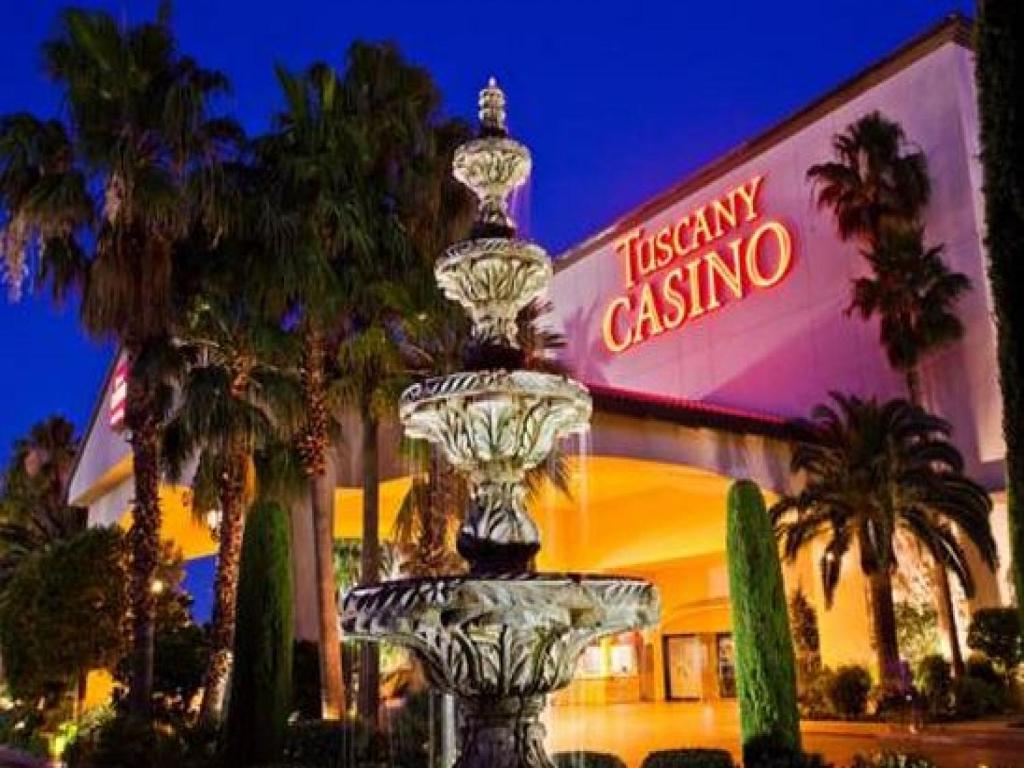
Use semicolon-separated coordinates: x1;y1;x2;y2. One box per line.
342;78;660;768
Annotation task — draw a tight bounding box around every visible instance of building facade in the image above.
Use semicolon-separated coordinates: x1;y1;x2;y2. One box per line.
68;15;1010;709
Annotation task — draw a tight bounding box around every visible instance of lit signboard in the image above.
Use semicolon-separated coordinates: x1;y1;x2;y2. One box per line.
600;175;794;353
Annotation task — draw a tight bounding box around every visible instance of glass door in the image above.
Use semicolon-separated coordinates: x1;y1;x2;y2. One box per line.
716;633;737;698
663;634;703;700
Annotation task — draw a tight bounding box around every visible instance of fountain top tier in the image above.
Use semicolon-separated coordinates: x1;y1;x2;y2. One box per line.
400;78;592;574
439;78;551;350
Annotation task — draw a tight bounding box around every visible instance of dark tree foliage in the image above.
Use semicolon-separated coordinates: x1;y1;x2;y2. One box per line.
112;541;209;715
827;665;872;719
772;394;996;684
966;607;1023;681
726;480;800;753
976;0;1024;641
0;6;242;713
0;526;128;701
224;500;295;766
0;416;86;588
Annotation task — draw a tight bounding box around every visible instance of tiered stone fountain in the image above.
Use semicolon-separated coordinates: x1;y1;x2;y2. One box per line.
341;79;660;768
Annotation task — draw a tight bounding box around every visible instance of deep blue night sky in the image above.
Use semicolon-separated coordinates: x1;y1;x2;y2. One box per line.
0;1;972;617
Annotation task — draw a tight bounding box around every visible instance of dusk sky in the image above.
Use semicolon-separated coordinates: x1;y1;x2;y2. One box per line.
0;0;975;618
0;0;973;465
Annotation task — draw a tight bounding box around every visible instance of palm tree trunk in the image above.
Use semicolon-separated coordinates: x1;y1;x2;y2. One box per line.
312;467;344;719
934;558;965;677
905;367;922;406
417;449;460;575
869;570;901;686
300;328;345;719
198;451;247;725
906;365;965;676
357;407;381;727
125;364;161;716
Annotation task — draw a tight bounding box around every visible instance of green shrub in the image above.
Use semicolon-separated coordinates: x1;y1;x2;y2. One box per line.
966;652;1003;685
224;500;295;766
388;689;443;768
951;676;1006;719
0;701;49;757
798;667;834;719
826;665;871;718
790;589;822;691
152;619;209;716
967;608;1023;680
871;680;925;723
0;527;128;702
292;640;322;719
894;602;939;668
65;707;221;768
726;480;800;752
281;719;380;768
553;751;628;768
641;749;735;768
915;655;951;716
65;713;186;768
954;679;1003;720
742;733;829;767
850;752;936;768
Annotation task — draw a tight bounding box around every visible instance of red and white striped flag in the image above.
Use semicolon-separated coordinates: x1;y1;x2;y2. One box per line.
109;354;128;431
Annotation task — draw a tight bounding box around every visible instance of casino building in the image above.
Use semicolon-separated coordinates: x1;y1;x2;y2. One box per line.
68;14;1010;708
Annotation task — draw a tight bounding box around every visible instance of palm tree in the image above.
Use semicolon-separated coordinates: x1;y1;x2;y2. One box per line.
336;318;407;724
163;287;302;725
810;113;977;675
329;41;456;726
806;111;929;247
0;417;85;587
771;394;996;686
848;226;971;404
253;60;365;719
0;7;239;713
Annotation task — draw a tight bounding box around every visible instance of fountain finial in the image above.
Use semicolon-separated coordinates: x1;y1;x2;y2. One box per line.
479;76;507;135
452;77;532;246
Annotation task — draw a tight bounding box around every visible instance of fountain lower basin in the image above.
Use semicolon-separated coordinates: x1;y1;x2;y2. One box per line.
341;573;660;768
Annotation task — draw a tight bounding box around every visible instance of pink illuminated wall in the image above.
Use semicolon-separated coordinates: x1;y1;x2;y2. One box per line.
549;39;1004;486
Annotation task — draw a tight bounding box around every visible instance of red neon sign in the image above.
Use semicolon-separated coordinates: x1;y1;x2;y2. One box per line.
600;174;795;354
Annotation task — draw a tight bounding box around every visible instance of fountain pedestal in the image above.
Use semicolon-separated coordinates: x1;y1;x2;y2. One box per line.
457;696;548;768
341;78;660;768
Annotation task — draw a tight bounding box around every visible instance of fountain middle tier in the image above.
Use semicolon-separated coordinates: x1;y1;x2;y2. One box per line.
435;238;552;348
400;369;591;572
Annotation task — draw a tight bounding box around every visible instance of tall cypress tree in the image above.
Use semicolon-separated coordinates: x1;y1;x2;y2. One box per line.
976;2;1024;624
726;480;800;753
224;500;295;766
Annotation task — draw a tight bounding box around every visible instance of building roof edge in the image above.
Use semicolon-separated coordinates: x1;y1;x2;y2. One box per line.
588;382;806;442
555;13;973;272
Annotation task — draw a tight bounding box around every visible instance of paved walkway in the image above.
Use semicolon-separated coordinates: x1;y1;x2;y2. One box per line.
544;701;1024;767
